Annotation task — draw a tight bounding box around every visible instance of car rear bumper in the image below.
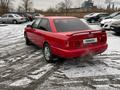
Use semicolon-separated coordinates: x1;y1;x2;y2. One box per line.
51;44;108;58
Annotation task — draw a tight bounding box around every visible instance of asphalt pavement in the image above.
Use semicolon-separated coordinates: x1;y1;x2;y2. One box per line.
0;22;120;90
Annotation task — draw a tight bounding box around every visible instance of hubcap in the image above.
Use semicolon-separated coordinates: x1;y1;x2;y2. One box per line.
13;21;17;24
44;46;50;61
91;20;95;23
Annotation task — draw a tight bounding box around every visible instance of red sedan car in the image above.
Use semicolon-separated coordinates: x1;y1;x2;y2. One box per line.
24;16;108;62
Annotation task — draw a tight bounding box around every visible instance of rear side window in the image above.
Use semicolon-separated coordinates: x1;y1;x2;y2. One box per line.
2;15;7;18
54;18;90;32
38;19;51;32
8;15;13;18
32;19;41;28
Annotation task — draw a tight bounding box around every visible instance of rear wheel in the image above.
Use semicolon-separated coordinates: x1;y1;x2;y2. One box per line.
12;20;18;24
43;43;54;63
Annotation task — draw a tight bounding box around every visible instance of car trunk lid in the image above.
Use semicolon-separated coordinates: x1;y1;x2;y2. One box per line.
58;30;107;49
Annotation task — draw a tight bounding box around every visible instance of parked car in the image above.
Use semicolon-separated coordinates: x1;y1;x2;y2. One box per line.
84;13;109;23
33;13;44;19
100;11;120;21
13;13;33;21
24;16;108;63
0;14;26;24
110;21;120;33
100;14;120;30
23;13;33;21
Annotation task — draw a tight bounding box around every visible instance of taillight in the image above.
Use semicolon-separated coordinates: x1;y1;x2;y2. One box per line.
65;41;81;49
66;41;70;48
100;34;107;43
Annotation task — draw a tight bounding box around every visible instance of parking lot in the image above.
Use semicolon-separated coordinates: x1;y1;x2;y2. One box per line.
0;21;120;90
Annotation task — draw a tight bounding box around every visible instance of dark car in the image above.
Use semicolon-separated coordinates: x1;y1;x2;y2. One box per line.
111;21;120;34
100;12;120;21
18;13;33;21
84;13;109;23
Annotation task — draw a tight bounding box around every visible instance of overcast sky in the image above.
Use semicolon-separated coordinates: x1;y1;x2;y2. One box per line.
14;0;120;10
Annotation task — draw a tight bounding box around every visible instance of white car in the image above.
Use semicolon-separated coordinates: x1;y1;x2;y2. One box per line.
100;14;120;29
0;14;26;24
84;13;109;23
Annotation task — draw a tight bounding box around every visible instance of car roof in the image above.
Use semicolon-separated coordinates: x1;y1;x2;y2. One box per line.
44;16;77;19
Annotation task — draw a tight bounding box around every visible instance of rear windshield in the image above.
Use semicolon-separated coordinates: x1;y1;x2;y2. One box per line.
54;18;90;32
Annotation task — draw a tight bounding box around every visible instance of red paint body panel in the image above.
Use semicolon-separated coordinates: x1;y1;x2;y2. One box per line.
51;44;107;58
24;16;108;58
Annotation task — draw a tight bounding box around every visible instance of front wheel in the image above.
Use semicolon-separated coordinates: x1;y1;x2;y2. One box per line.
24;34;32;45
43;43;54;63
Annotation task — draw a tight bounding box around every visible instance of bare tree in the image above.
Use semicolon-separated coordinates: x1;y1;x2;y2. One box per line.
17;5;24;12
0;0;13;15
105;0;113;4
64;0;72;15
22;0;33;12
56;0;72;15
46;7;56;13
56;2;66;13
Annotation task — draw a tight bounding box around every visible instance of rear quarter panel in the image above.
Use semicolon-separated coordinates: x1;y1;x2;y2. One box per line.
40;31;69;49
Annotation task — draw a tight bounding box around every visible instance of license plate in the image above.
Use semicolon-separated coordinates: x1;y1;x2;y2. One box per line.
83;38;97;44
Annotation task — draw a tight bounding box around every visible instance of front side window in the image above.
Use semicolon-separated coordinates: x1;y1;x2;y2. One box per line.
32;19;41;28
54;18;90;32
113;14;120;19
38;18;51;32
99;14;109;17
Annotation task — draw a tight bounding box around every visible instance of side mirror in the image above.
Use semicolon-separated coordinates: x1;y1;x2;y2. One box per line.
27;24;32;28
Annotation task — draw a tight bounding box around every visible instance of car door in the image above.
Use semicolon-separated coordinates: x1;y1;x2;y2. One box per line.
1;14;8;23
27;19;41;44
7;14;14;23
33;18;52;47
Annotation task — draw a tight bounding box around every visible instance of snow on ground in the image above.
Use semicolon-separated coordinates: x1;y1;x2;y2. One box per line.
10;77;32;87
36;24;120;90
105;32;120;53
28;64;54;80
0;22;55;89
1;21;120;90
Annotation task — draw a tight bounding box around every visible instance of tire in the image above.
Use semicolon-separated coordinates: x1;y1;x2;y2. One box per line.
43;43;54;63
12;20;18;24
24;34;32;45
90;19;95;23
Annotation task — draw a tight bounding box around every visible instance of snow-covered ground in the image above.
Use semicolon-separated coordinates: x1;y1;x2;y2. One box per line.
36;24;120;90
0;21;120;90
